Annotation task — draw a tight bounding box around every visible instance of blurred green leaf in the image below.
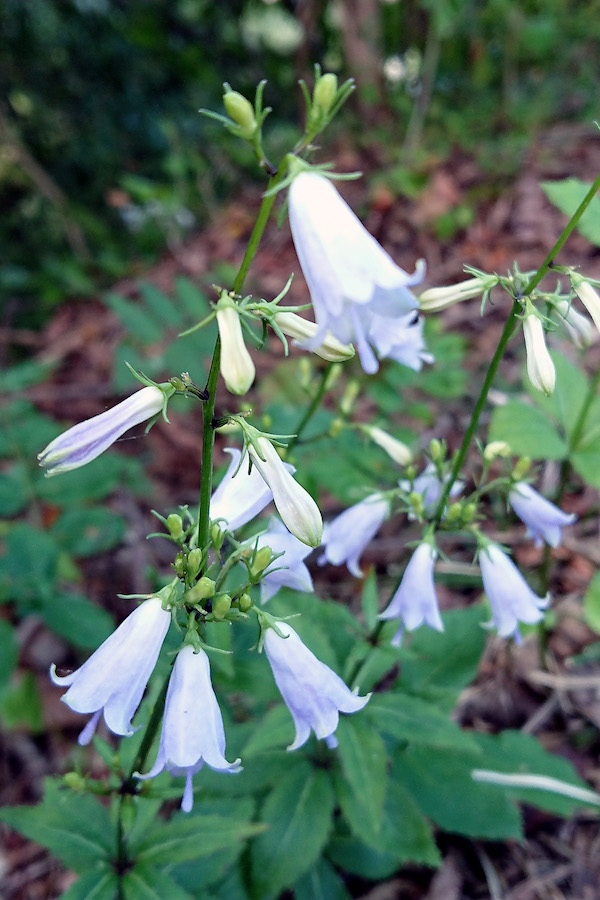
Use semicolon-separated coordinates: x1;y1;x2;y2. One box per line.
294;858;352;900
541;178;600;247
122;864;193;900
335;716;388;839
0;619;18;690
367;692;481;752
583;572;600;633
488;400;567;460
40;591;115;650
59;866;118;900
52;507;125;557
133;811;263;866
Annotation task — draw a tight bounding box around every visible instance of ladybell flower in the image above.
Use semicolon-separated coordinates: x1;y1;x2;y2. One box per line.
254;519;314;603
319;493;391;577
523;313;555;395
210;448;294;532
418;277;487;311
50;597;171;745
479;542;550;641
367;311;433;371
572;277;600;333
364;425;412;466
402;463;463;516
379;542;443;646
263;621;370;750
248;438;322;548
272;311;355;361
554;299;593;349
216;305;255;395
509;482;576;548
288;170;424;374
38;384;171;476
136;645;241;812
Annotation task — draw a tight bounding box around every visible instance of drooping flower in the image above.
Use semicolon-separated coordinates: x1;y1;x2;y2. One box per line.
402;462;462;517
418;277;487;311
136;645;241;813
572;277;600;334
263;621;370;750
272;311;355;361
248;438;322;548
50;597;171;745
216;305;255;395
210;448;294;532
364;425;412;466
523;313;555;395
288;170;424;374
379;543;443;646
254;519;314;603
319;493;391;577
367;311;433;371
479;542;550;641
554;299;593;349
38;385;171;476
509;482;576;548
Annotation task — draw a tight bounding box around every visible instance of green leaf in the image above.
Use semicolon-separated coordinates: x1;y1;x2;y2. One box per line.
122;864;194;900
133;812;263;865
0;619;18;690
250;760;335;897
242;704;295;756
106;292;164;344
51;507;125;557
0;463;29;515
327;834;404;881
488;400;567;460
541;178;600;247
59;865;118;900
531;352;588;441
294;858;351;900
367;692;481;752
583;572;600;633
361;569;379;631
335;715;387;838
0;779;116;872
0;670;43;731
40;591;115;650
139;282;184;329
397;744;522;839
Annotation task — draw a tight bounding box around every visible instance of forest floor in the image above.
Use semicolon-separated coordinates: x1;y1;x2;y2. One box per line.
3;121;600;900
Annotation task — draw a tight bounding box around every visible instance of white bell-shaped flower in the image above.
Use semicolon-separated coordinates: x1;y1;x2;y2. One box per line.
136;645;241;812
210;448;294;532
50;597;171;745
288;171;424;374
319;493;390;577
263;621;369;750
509;482;576;548
523;313;555;395
479;542;550;641
216;306;255;395
38;385;169;476
379;543;443;646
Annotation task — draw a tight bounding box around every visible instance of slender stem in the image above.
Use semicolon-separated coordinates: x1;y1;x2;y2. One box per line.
197;337;221;554
232;169;285;295
286;362;334;455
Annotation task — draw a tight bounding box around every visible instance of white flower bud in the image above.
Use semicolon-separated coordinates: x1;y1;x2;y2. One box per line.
573;280;600;333
216;306;255;395
554;299;593;348
523;314;555;395
273;311;355;361
365;426;412;466
249;438;323;547
418;277;485;311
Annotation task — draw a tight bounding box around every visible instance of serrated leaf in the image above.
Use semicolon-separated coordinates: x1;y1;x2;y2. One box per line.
294;858;352;900
488;400;567;460
122;864;194;900
367;692;480;752
59;865;118;900
133;812;263;865
541;178;600;247
335;715;387;837
250;760;335;897
0;780;116;871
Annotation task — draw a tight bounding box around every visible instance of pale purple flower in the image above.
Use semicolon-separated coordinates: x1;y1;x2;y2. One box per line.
379;543;443;646
50;597;171;745
288;170;424;374
319;493;391;577
38;385;170;475
479;542;550;641
263;622;370;750
210;448;293;532
368;311;433;371
248;438;323;548
136;645;241;812
402;463;463;516
509;482;576;548
255;519;314;603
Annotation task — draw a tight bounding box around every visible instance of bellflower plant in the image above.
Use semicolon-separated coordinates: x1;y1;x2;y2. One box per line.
287;169;424;374
522;311;555;395
254;519;314;603
38;384;173;475
272;311;355;361
319;492;391;577
509;482;576;548
379;542;443;646
50;597;171;745
136;645;242;813
367;311;433;371
216;304;256;395
263;621;370;749
210;448;295;532
248;437;323;547
479;542;550;641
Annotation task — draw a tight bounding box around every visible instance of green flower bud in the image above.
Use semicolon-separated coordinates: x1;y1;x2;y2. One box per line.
184;576;216;605
429;439;444;463
250;546;273;578
483;440;511;462
187;548;203;579
409;491;424;517
445;502;463;523
462;502;477;523
63;772;86;792
212;593;232;619
173;552;186;577
223;89;257;140
166;513;184;539
513;457;531;481
211;522;225;551
330;417;344;438
313;73;338;116
238;592;252;612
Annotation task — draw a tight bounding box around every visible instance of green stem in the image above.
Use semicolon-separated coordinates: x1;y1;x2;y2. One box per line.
286;362;334;455
232;168;286;295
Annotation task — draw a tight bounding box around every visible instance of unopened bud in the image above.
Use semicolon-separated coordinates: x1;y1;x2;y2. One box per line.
483;440;511;462
419;277;486;312
445;503;463;523
340;380;360;416
523;313;555;396
251;546;273;578
462;502;477;523
366;426;412;466
184;577;216;605
330;418;344;438
409;491;424;517
216;305;255;395
166;513;183;539
173;553;186;577
513;457;531;481
313;73;338;117
429;439;444;463
63;772;86;792
212;593;232;619
187;548;203;579
223;89;257;140
238;592;252;612
211;522;225;550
